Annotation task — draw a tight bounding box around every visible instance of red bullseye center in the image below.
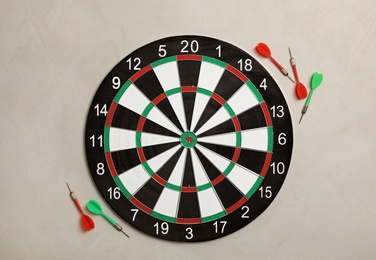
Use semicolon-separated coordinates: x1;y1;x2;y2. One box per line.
181;132;197;148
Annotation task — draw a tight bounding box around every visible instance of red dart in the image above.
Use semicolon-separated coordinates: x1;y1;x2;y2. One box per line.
289;47;308;99
66;182;95;231
256;43;295;84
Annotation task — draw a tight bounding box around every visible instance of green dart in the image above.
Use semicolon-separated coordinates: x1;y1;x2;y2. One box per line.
299;72;324;124
87;199;130;238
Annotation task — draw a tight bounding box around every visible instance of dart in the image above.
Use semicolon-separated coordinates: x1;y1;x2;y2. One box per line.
87;199;130;238
66;182;95;231
288;47;308;99
256;43;295;83
299;72;324;123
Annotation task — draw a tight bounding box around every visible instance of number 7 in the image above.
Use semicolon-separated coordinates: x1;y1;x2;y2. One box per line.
131;209;139;221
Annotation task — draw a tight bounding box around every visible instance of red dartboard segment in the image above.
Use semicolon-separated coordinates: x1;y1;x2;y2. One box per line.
130;65;152;82
85;35;293;242
212;174;226;186
210;93;226;105
152;93;167;106
260;152;273;177
232;147;241;162
261;102;273;126
136;116;146;132
105;152;118;177
177;54;201;61
131;197;153;214
105;102;117;127
226;64;248;83
181;186;197;193
231;116;241;132
137;147;147;163
176;217;202;224
226;197;248;214
152;173;167;186
181;86;197;93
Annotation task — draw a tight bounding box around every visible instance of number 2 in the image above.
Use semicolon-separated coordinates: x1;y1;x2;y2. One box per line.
241;206;250;218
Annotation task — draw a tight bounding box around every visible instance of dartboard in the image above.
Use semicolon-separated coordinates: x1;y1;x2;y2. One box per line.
85;35;293;242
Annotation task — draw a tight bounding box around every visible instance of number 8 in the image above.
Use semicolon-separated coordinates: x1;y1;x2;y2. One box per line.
97;162;105;175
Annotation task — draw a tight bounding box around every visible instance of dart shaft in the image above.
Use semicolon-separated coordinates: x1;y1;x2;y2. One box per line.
73;197;85;215
102;212;117;226
289;47;302;84
305;90;315;107
269;56;284;71
269;56;295;83
67;182;85;215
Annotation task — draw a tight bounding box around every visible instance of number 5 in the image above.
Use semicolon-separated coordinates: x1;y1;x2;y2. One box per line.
158;45;167;57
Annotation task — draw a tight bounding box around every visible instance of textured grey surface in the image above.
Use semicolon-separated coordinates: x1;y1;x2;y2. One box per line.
1;0;376;259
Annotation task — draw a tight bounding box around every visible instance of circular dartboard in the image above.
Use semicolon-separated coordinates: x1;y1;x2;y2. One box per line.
85;35;293;242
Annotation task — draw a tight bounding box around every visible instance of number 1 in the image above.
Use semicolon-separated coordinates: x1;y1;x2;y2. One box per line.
216;45;221;57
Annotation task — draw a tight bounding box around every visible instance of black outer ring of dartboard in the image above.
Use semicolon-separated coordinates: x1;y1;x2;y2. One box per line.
85;35;293;242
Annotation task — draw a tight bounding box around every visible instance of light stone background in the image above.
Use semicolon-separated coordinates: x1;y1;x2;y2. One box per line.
1;0;375;259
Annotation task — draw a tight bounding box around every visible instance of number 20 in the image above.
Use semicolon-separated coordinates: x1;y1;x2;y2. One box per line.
181;40;199;53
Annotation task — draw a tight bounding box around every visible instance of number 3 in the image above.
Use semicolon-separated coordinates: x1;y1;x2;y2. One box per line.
185;227;193;239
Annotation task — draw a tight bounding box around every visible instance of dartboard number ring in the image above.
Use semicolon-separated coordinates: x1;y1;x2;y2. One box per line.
85;35;293;242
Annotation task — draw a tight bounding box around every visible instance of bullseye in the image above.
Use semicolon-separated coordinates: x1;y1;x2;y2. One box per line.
180;131;197;148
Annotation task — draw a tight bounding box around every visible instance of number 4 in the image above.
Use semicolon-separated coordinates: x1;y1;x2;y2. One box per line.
260;78;267;90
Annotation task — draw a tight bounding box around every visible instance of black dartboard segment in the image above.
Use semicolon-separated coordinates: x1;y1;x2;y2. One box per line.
85;35;293;242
